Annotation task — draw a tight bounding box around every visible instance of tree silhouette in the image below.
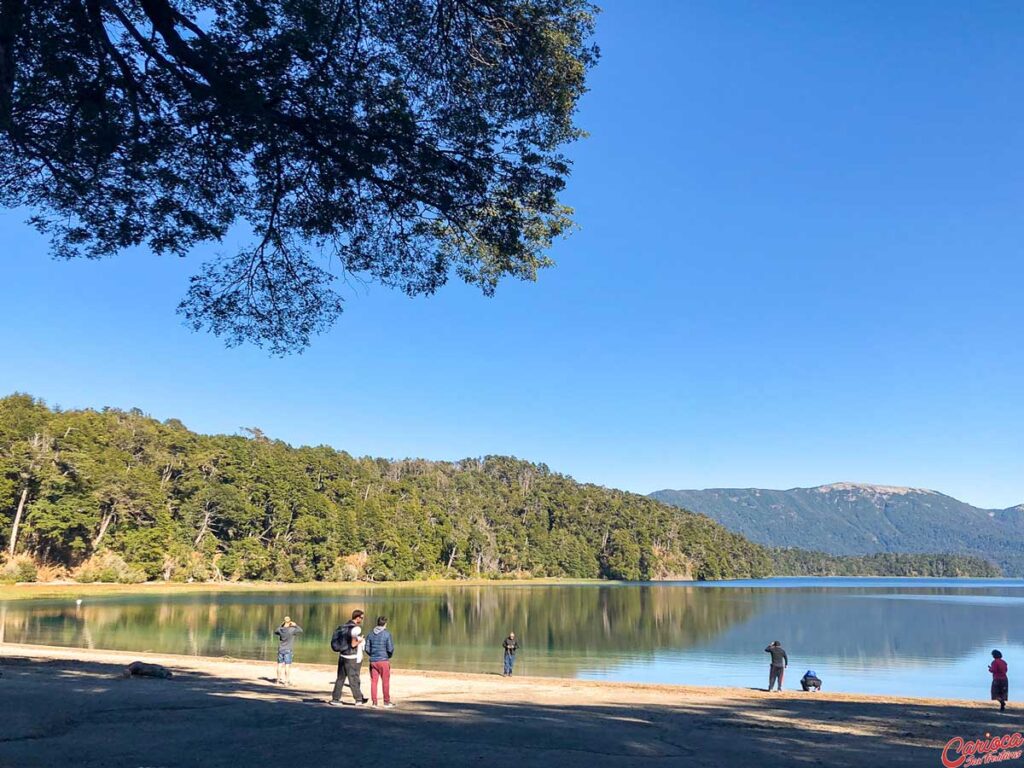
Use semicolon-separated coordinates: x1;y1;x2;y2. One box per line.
0;0;598;352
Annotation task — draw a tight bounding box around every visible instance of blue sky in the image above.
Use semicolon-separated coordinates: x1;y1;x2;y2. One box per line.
2;1;1023;508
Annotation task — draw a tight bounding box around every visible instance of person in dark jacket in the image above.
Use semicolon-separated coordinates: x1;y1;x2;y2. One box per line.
503;632;519;677
765;641;788;691
273;616;303;685
364;616;395;707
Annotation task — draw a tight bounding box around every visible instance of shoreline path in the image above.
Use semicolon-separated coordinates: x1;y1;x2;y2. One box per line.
0;643;1012;767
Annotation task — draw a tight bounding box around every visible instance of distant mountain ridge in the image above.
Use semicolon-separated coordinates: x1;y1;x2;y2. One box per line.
650;483;1024;576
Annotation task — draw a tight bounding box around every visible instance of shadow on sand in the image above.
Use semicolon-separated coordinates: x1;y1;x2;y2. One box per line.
0;656;1010;768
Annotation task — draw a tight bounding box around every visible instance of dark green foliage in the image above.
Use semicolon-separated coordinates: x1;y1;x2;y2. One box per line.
0;394;773;582
0;0;597;353
2;394;1002;582
769;548;1002;578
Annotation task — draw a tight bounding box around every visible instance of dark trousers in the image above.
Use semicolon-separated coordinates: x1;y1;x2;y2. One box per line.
769;665;785;691
332;656;363;702
504;653;515;676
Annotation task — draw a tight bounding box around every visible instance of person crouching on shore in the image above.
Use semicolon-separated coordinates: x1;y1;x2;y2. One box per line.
990;649;1008;712
800;670;822;692
274;616;303;685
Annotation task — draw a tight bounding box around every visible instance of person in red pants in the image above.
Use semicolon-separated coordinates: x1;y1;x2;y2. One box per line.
364;616;396;708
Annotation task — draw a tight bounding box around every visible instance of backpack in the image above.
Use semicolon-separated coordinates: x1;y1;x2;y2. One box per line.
331;622;353;653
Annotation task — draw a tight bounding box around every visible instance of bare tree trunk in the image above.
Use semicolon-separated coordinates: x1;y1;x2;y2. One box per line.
446;545;457;571
8;487;27;555
92;511;114;550
194;504;211;546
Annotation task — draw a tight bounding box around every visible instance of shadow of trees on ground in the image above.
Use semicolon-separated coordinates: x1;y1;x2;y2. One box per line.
0;656;1012;768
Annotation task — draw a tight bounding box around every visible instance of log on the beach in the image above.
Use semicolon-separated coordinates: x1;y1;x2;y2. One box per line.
123;661;173;679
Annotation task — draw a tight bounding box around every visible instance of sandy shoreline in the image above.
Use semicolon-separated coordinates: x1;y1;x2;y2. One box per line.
1;643;1017;767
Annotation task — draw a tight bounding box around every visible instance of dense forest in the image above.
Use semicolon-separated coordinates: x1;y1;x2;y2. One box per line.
0;395;774;583
768;548;1001;578
0;395;1001;584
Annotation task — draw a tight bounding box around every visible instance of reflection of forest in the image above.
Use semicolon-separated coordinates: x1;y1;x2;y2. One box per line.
0;585;760;675
5;586;1021;677
695;588;1024;663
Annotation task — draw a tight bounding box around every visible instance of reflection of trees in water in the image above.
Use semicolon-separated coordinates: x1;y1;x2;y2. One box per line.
0;586;761;674
701;588;1024;663
8;586;1022;677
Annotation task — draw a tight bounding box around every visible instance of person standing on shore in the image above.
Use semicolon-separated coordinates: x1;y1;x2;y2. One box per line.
503;632;519;677
273;616;303;685
765;641;788;691
990;649;1008;712
329;610;367;706
364;616;395;708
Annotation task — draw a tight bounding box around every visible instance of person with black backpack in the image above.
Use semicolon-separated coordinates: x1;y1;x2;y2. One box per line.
329;610;367;706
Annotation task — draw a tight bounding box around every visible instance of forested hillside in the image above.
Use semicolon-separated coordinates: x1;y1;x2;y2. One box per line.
768;549;1002;578
652;484;1024;575
1;395;1002;584
0;395;772;583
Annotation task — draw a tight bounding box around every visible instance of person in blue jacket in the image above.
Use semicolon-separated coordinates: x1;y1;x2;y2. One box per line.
364;616;395;707
800;670;822;691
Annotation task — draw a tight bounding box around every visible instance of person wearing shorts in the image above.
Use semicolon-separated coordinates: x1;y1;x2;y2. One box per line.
274;616;303;685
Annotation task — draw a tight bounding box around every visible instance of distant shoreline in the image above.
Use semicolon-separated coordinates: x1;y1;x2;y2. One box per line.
3;573;1020;601
0;577;611;600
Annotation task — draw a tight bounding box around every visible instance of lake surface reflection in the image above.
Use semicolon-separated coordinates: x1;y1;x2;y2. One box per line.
2;578;1022;700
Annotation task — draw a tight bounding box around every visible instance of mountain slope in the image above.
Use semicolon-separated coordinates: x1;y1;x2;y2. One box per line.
651;483;1024;575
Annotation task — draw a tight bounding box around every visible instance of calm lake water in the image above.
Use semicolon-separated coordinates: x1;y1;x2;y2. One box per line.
3;578;1022;700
